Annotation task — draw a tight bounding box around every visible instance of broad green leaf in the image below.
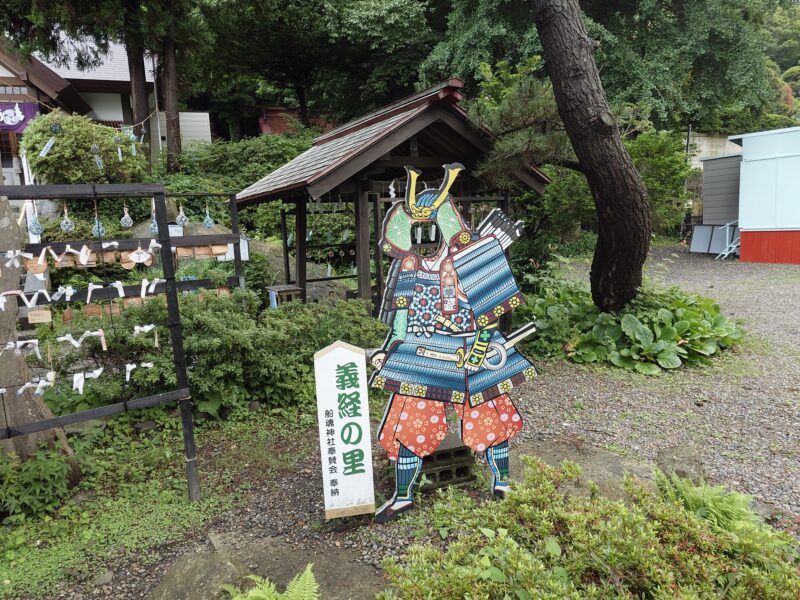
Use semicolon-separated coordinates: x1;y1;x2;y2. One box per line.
634;362;661;375
480;566;506;583
634;324;654;346
479;527;496;539
620;314;641;339
674;320;690;335
545;536;562;557
659;325;677;341
657;308;674;324
656;351;682;369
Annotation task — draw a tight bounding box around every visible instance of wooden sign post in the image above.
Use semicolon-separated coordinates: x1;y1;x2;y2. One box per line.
314;340;375;519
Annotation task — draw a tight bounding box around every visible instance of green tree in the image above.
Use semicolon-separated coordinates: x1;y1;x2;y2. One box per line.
422;0;794;132
764;5;800;72
198;0;435;125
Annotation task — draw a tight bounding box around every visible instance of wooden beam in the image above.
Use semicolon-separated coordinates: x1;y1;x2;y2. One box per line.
372;194;385;309
307;108;445;199
375;156;480;168
295;199;307;301
354;180;372;302
0;184;164;199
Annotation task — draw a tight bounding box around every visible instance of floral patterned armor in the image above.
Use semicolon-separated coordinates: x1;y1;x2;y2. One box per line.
371;163;536;522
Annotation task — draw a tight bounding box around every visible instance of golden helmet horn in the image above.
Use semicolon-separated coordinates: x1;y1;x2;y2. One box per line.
434;163;465;205
406;163;465;220
404;166;422;212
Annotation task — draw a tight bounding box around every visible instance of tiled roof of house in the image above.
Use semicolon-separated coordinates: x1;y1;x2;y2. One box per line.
238;107;426;201
37;41;154;83
237;79;549;203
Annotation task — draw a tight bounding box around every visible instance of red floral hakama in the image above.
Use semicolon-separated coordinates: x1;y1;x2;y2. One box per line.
378;394;523;460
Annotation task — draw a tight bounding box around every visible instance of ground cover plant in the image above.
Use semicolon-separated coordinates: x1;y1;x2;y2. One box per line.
381;458;800;599
515;268;744;374
0;411;312;599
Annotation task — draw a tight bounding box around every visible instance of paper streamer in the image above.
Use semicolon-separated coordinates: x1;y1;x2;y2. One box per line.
56;329;107;351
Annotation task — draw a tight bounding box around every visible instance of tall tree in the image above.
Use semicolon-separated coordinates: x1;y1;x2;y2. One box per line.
530;0;651;311
422;0;791;132
199;0;435;127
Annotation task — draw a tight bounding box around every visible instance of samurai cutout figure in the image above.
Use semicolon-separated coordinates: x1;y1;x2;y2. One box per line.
371;163;537;522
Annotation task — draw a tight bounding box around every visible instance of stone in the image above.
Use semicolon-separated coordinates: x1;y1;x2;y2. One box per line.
656;444;705;484
511;436;654;502
62;419;108;436
69;491;94;506
247;401;262;413
148;551;248;600
93;571;113;586
133;420;157;435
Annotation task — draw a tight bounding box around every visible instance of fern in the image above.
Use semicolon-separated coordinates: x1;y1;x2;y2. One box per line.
224;564;320;600
654;470;759;532
282;564;320;600
654;470;796;566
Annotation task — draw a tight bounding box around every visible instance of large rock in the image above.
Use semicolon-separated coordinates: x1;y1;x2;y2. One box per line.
510;436;654;501
148;551;248;600
656;444;704;484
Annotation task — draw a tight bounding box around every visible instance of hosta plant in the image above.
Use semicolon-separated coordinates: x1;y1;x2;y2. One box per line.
516;273;743;374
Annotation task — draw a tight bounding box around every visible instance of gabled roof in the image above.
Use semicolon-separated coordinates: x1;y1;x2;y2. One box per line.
0;39;92;114
237;79;549;205
37;41;155;84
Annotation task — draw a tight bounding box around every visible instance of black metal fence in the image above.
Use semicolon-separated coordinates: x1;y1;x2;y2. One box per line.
0;184;246;501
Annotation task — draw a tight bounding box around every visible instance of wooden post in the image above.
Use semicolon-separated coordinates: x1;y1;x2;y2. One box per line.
295;199;307;301
355;182;372;302
500;191;512;335
228;194;245;290
154;190;201;501
280;208;291;284
372;194;384;309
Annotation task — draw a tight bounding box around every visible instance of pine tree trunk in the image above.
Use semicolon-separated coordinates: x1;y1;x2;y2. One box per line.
0;198;74;463
531;0;651;311
124;33;150;143
162;13;181;174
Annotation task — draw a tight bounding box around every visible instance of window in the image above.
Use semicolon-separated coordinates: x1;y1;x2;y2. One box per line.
0;86;28;96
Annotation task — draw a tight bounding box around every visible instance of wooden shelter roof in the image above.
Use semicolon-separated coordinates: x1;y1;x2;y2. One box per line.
237;79;549;206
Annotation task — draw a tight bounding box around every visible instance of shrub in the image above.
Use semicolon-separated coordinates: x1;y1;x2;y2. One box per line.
223;564;320;599
381;459;800;599
40;293;386;418
515;271;743;373
0;450;71;522
177;131;314;192
655;472;795;566
20;111;147;185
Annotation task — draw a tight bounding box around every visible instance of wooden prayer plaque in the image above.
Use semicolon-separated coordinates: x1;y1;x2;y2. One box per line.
28;308;52;323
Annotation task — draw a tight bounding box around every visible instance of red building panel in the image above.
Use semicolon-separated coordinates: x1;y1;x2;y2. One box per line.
740;230;800;264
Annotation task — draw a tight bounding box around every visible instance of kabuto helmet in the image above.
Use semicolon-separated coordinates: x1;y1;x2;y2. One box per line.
380;163;469;258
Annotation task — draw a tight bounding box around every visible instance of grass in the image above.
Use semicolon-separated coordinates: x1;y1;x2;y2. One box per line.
0;410;316;599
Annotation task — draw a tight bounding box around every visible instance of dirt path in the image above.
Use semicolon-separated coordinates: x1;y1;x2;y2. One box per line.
515;247;800;515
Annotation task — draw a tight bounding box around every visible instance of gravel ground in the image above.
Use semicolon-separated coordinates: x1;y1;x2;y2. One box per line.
44;246;800;599
515;246;800;515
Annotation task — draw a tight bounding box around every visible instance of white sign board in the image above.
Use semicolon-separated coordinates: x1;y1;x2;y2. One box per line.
314;340;375;519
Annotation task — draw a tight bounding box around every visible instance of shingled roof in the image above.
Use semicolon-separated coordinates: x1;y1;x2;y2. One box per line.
236;79;549;205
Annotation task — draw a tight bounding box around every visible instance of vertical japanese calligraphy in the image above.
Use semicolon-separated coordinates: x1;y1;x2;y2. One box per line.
314;341;375;519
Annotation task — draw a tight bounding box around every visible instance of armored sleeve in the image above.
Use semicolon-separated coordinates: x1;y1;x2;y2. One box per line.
451;236;525;327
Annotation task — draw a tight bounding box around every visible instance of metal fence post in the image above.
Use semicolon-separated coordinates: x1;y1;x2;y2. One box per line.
155;190;201;501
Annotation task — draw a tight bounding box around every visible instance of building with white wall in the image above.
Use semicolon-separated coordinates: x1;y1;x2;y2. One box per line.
730;127;800;264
